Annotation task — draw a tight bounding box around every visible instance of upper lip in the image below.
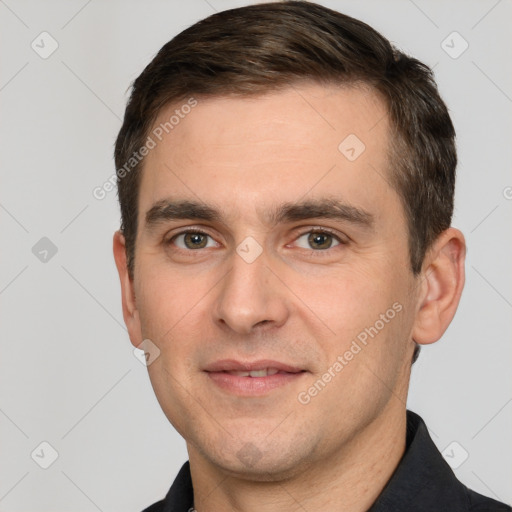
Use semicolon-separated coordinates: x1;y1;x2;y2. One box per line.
204;359;304;373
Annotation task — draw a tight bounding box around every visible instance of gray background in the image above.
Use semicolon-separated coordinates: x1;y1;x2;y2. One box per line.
1;0;511;510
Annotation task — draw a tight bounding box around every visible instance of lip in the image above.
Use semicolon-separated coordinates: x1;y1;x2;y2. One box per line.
204;359;307;396
204;359;304;373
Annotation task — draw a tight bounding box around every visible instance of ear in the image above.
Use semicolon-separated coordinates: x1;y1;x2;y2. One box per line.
412;227;466;345
113;231;143;348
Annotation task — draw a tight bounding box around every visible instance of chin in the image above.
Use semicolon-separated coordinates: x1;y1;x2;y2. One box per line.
198;434;318;482
212;455;309;482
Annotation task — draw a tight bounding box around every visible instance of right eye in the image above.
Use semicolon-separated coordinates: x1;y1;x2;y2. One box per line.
167;229;218;251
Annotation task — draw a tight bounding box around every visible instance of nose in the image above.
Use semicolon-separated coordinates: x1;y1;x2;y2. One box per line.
212;243;290;335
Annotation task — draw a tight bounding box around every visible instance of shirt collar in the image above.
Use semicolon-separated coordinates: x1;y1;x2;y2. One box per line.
368;410;468;511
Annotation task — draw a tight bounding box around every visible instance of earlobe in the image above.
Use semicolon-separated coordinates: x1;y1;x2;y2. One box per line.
412;228;466;345
113;231;143;347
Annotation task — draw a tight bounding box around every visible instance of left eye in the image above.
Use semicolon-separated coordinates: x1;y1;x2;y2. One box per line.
295;231;341;250
172;231;217;250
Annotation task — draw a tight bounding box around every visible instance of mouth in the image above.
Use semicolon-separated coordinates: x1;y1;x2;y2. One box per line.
222;368;288;377
204;359;307;396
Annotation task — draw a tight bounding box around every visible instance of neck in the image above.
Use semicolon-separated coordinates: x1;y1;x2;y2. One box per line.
189;402;408;512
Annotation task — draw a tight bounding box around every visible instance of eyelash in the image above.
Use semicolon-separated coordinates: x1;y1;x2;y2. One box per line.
165;227;347;256
297;227;348;255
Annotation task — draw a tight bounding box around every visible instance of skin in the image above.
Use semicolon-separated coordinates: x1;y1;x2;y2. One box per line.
113;83;466;512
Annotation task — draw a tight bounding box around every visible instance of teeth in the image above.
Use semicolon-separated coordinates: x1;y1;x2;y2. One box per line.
228;371;251;377
226;368;281;377
249;369;268;377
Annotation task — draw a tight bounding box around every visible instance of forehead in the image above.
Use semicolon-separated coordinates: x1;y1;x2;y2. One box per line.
152;83;387;152
139;83;395;225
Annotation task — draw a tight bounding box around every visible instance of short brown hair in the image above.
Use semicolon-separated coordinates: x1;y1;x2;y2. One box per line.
115;0;456;284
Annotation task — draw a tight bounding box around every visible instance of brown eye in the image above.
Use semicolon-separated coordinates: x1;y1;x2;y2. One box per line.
171;231;215;250
308;232;334;249
184;232;208;249
295;230;341;251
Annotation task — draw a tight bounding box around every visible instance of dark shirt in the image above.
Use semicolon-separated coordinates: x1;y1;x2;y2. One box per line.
143;411;511;511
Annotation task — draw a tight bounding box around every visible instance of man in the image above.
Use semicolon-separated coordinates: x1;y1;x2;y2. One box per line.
112;2;510;511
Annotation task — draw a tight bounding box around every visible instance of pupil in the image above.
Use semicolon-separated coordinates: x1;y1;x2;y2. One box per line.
309;232;331;249
186;233;206;248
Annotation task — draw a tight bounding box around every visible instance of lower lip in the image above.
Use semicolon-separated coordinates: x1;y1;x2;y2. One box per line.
206;371;305;396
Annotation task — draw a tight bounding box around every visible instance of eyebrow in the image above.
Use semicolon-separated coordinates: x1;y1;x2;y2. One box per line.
266;198;374;229
144;197;374;231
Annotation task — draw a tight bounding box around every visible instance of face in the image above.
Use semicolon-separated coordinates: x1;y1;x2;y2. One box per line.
120;84;423;479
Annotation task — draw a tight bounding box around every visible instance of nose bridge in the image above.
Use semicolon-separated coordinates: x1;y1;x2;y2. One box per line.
213;240;288;334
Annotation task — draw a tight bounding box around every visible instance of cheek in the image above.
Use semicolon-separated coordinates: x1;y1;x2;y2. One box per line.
297;274;412;432
137;268;205;434
146;358;195;441
135;264;203;343
305;262;412;386
303;265;396;338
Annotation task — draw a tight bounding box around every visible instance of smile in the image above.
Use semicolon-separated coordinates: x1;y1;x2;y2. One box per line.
204;359;307;396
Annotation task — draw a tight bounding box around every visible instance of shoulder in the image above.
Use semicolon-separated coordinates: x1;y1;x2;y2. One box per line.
372;411;512;512
141;500;166;512
465;486;512;512
140;461;194;512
